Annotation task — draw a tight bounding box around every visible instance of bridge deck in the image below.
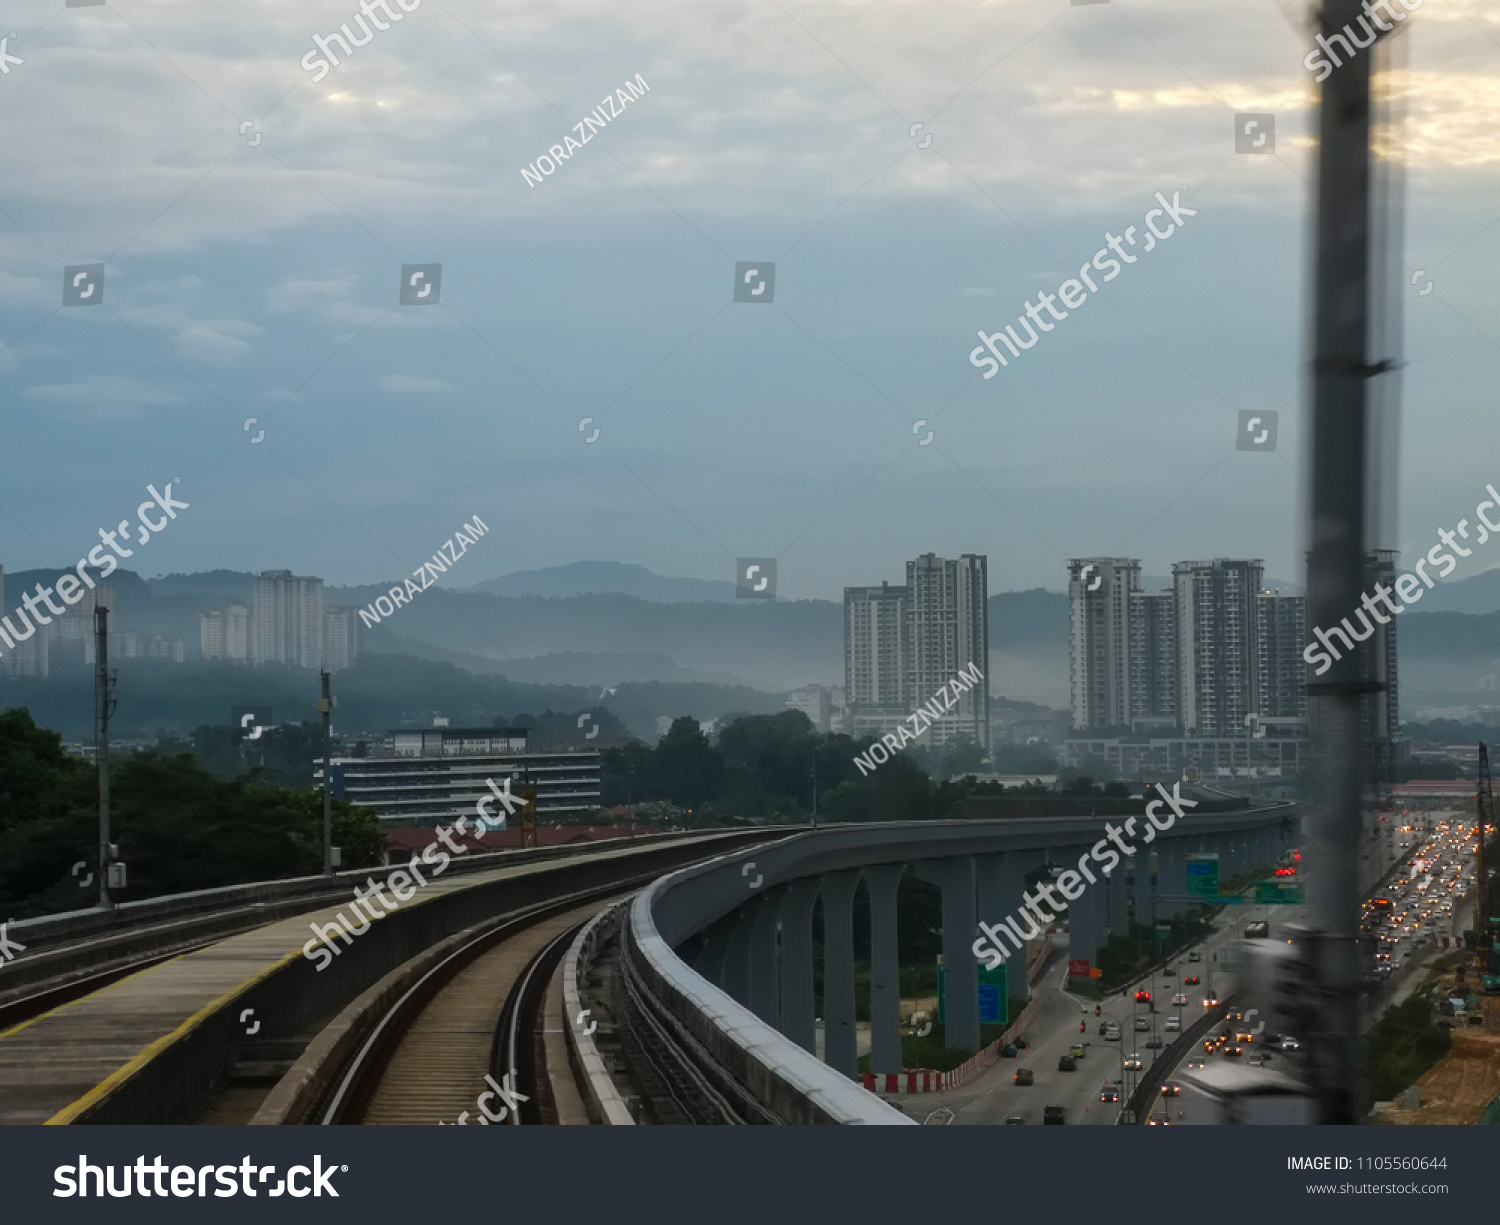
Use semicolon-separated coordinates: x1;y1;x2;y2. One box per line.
0;845;647;1125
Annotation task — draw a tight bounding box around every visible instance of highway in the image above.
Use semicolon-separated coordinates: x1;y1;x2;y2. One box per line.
941;812;1447;1126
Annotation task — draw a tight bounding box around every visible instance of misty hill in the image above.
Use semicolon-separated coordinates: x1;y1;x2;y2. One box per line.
467;561;738;603
0;652;785;743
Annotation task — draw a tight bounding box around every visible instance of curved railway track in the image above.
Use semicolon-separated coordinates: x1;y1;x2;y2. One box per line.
311;883;640;1125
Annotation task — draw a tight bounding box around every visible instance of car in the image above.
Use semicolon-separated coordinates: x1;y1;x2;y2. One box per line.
1203;993;1220;1007
1172;993;1189;1006
1134;1016;1150;1031
1188;951;1201;962
1043;1106;1066;1125
1247;1053;1272;1066
1163;966;1177;975
1013;1037;1030;1050
1222;1044;1244;1057
1279;1037;1301;1052
1183;975;1200;985
1100;1085;1120;1102
1135;990;1152;1002
1104;1023;1121;1041
1059;1055;1077;1072
1125;1055;1143;1071
1186;1058;1207;1070
1014;1068;1035;1085
1001;1043;1018;1058
1069;1043;1086;1059
1161;1081;1182;1096
1098;1021;1111;1035
1004;1116;1026;1125
1164;1017;1181;1032
1145;1036;1165;1049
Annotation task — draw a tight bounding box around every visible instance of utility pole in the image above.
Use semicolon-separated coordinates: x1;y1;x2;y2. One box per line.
810;749;818;828
1305;0;1393;1125
319;670;334;876
94;605;115;910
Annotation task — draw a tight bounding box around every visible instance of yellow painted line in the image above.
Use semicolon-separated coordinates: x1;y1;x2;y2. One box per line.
45;943;306;1125
41;839;693;1124
0;945;203;1045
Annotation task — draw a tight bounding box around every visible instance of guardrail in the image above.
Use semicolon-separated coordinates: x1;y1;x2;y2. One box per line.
1126;997;1232;1123
0;829;781;1002
48;830;775;1125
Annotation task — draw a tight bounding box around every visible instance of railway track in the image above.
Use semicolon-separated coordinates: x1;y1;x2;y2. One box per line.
311;883;642;1125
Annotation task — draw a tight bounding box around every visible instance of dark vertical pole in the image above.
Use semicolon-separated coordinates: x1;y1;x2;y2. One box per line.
1306;0;1380;1124
95;605;112;910
321;670;333;876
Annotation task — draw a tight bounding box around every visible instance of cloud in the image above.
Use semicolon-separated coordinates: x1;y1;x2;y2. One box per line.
378;373;453;393
23;375;186;419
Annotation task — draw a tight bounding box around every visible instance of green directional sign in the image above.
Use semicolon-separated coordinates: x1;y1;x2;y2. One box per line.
1254;881;1306;904
1185;853;1220;898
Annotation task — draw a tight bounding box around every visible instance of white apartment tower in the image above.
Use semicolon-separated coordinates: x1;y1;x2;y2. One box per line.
1068;558;1140;731
844;583;908;711
322;605;358;673
252;570;324;669
905;553;990;749
1173;559;1263;738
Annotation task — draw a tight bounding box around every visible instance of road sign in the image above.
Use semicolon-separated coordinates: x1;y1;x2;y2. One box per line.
1068;959;1091;978
938;959;1007;1024
1185;853;1220;898
978;983;1002;1023
1254;881;1306;904
1155;924;1172;941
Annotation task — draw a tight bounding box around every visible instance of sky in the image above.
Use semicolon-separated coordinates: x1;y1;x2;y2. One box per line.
2;0;1499;602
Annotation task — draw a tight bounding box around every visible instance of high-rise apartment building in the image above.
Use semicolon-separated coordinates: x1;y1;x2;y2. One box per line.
322;605;358;673
252;570;324;669
844;583;909;711
1068;558;1140;731
1128;588;1178;728
1173;559;1263;738
1254;592;1309;720
202;604;254;663
844;554;989;750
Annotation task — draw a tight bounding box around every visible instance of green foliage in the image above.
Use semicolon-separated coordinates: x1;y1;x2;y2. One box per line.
1368;984;1452;1101
0;707;383;918
991;743;1059;774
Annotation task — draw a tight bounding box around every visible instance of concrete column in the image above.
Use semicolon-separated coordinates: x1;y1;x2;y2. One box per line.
1066;853;1107;968
690;912;737;989
914;856;980;1053
820;869;863;1078
1132;853;1155;928
778;878;820;1052
864;864;906;1077
748;885;785;1024
1107;857;1129;933
721;897;764;1005
977;850;1044;1003
1158;840;1187;920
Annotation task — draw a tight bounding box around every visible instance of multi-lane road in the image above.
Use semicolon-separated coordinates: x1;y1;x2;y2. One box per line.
939;811;1460;1126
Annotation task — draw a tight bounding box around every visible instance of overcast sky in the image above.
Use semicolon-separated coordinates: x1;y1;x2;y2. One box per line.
1;0;1497;601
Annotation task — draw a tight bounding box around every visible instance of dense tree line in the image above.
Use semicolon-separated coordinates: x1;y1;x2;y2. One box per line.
598;710;1051;823
0;708;383;918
